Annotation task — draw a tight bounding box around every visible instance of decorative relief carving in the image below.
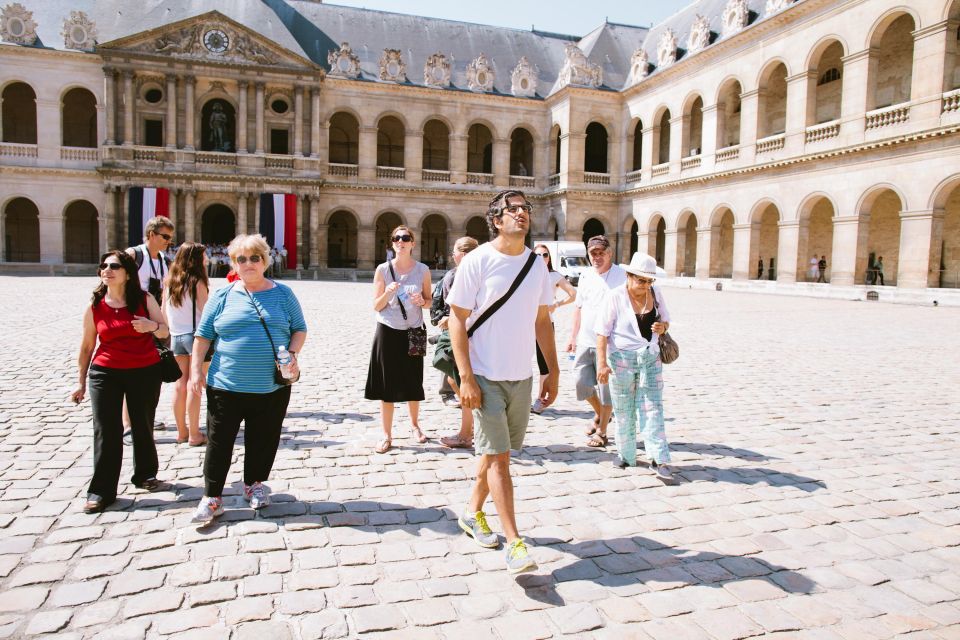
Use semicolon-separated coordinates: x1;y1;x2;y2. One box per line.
687;15;711;52
208;80;227;94
657;29;678;68
423;52;451;88
136;74;165;89
510;56;537;97
1;3;37;45
379;48;406;82
466;53;495;92
765;0;791;15
627;48;649;86
722;0;748;37
62;10;96;50
558;43;602;88
327;42;360;78
144;24;278;65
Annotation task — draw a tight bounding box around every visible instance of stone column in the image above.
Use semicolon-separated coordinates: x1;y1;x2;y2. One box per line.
911;23;953;126
358;224;376;269
405;131;423;183
663;229;679;277
830;215;869;286
535;139;550;188
897;209;944;288
293;86;304;156
700;103;719;159
695;227;711;278
104;185;117;251
254;192;261;233
608;135;624;187
309;196;320;267
493;137;510;186
184;76;196;150
296;194;306;269
641;126;654;181
564;132;584;186
165;74;177;149
120;185;130;246
840;49;871;141
450;134;467;183
776;220;800;282
255;83;265;154
237;192;248;235
122;71;134;146
739;88;759;164
358;125;378;181
237;81;248;154
315;223;328;269
731;223;753;280
184;190;196;242
310;88;321;158
167;189;178;236
103;68;116;146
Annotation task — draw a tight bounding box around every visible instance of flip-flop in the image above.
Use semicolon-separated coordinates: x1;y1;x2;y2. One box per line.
586;433;608;448
176;436;189;444
585;414;600;436
188;436;207;447
375;439;392;454
412;425;428;444
440;434;473;449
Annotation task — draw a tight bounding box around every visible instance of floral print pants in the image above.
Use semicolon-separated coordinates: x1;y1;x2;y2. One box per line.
607;348;670;466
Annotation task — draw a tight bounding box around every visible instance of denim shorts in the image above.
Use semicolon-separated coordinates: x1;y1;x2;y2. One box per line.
171;334;213;361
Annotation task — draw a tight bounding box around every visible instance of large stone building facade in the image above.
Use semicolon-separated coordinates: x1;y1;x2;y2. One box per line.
1;0;959;291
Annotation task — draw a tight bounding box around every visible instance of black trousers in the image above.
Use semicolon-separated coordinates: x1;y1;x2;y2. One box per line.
203;386;291;497
88;364;161;500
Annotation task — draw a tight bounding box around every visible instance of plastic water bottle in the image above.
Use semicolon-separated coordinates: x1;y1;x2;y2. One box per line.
277;345;295;379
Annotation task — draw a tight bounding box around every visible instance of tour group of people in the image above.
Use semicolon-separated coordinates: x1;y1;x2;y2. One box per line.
71;189;677;574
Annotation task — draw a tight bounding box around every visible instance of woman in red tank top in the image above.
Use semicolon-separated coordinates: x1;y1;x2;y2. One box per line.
71;250;171;513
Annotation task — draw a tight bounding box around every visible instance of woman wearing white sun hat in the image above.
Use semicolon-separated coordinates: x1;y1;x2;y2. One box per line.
595;253;676;484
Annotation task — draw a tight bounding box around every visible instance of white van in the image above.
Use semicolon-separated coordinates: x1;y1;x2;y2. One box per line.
532;240;589;286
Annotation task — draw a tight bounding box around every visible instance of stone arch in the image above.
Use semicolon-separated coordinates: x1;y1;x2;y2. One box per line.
629;118;644;172
675;210;699;277
682;93;704;157
546;216;560;241
945;0;960;89
654;107;672;165
377;115;405;168
582;217;605;247
63;200;99;263
510;126;535;176
807;38;846;125
466;216;489;244
422;118;450;171
857;185;904;285
374;210;405;262
61;87;98;148
327;209;359;268
867;10;917;109
749;201;781;280
201;203;236;245
1;81;37;144
467;122;494;173
621;217;640;263
420;213;448;267
931;174;960;287
199;97;236;152
796;193;837;282
374;110;410;130
584;122;609;173
329;111;359;164
646;214;666;267
709;205;735;278
715;77;743;148
3;197;40;262
757;60;789;138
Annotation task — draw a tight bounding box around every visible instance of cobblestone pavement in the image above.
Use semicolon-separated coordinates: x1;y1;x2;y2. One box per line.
0;276;959;639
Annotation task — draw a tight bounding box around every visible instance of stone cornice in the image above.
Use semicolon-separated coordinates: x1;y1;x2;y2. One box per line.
323;76;545;108
0;41;93;63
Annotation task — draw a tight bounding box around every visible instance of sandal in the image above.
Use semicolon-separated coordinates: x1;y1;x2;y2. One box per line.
586;433;608;448
585;415;600;436
440;434;473;449
188;436;207;447
411;425;428;444
176;434;189;444
375;439;392;454
83;494;114;514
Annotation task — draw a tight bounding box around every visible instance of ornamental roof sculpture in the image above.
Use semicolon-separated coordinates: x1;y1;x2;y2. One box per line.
627;48;649;87
558;42;602;89
328;42;360;78
379;48;406;83
657;28;677;68
134;23;279;65
510;56;538;97
61;10;96;51
1;2;37;45
423;52;451;88
687;15;711;53
721;0;749;37
466;53;495;92
765;0;791;16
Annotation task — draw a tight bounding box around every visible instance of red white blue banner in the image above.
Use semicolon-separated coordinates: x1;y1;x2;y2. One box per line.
127;187;170;246
259;193;297;267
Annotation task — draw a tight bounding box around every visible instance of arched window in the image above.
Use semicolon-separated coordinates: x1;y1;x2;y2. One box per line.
631;120;643;171
62;88;97;148
422;120;450;171
656;110;671;165
684;96;703;156
758;62;788;137
377;116;405;167
818;68;841;85
716;80;742;148
510;128;534;176
871;14;915;108
584;122;608;173
64;200;99;263
467;124;493;174
1;82;37;144
328;112;359;164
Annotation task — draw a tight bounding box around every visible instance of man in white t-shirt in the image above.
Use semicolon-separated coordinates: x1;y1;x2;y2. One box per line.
447;189;558;574
566;235;627;448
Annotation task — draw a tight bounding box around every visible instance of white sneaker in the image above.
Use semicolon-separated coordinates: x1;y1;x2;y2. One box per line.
244;482;270;509
531;398;545;415
191;496;224;524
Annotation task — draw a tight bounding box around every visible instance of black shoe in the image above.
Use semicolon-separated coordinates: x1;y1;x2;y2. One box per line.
137;478;168;492
153;420;165;431
613;459;630;469
83;494;115;514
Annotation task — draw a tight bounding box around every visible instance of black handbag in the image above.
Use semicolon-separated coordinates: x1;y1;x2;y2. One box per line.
387;261;427;358
241;284;300;385
157;341;182;383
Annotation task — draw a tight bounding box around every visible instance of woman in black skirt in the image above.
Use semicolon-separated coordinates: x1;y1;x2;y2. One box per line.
365;225;432;453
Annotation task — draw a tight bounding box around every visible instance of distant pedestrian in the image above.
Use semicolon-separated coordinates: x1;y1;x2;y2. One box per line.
876;256;885;285
757;257;764;280
365;225;432;453
809;255;819;281
71;251;170;513
768;257;776;280
817;256;827;283
531;243;577;415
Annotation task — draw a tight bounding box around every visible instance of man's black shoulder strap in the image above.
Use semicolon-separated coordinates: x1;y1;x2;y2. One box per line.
133;245;144;269
467;251;538;339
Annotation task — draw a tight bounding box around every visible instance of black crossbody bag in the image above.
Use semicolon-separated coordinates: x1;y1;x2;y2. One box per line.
241;284;300;385
387;261;428;357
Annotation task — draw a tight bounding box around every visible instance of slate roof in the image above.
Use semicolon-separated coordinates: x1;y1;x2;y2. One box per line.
5;0;801;95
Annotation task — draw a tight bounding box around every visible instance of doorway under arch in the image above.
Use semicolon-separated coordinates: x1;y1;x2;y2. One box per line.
676;213;699;276
201;204;236;245
466;216;489;244
64;200;98;263
3;197;40;262
327;210;358;268
375;211;403;261
750;203;780;280
861;189;902;285
582;218;605;247
647;216;666;267
797;198;835;282
420;214;448;267
710;209;734;278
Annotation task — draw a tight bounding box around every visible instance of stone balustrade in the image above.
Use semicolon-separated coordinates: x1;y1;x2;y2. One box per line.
583;172;610;185
422;169;450;182
715;146;739;162
466;172;494;185
651;162;670;177
865;103;910;130
805;120;841;144
756;133;786;154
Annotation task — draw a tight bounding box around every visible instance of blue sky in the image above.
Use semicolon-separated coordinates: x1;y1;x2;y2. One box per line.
325;0;693;37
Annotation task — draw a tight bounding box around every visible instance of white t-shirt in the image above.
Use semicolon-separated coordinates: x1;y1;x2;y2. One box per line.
446;243;553;381
575;264;627;346
548;271;566;321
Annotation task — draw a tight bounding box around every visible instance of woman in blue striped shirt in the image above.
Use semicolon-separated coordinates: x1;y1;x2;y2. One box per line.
188;234;308;524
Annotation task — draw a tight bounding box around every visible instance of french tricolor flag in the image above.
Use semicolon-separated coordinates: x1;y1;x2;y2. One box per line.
259;193;297;267
128;187;170;246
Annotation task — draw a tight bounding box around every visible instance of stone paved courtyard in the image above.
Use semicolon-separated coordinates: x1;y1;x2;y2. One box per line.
0;276;959;639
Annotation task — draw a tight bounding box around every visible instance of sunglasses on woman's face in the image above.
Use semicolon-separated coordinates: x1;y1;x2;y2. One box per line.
535;252;549;258
392;234;413;243
99;262;123;271
234;254;263;264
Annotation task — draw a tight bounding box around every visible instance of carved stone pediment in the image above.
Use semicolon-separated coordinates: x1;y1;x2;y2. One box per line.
558;43;602;89
379;48;406;82
657;29;677;68
688;15;711;52
627;48;649;86
62;10;97;51
1;3;37;45
423;52;451;88
722;0;748;37
466;53;495;92
511;56;537;97
765;0;791;15
328;42;360;78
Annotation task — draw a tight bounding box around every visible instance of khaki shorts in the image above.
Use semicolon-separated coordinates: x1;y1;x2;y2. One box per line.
574;346;612;405
473;375;533;455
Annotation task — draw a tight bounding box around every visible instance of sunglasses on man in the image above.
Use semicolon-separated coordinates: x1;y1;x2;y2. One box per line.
392;234;413;243
234;254;263;264
153;232;173;241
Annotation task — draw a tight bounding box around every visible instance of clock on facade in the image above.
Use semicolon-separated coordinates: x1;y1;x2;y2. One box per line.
203;29;229;54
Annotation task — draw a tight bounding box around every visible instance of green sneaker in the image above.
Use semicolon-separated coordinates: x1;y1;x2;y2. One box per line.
505;538;538;574
458;511;499;548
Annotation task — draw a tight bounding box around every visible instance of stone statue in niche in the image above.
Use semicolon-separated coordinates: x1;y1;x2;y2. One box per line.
62;10;97;51
628;48;649;86
328;42;360;79
424;52;451;88
0;2;37;45
688;15;711;52
379;49;406;82
201;99;235;152
467;53;495;92
722;0;748;37
657;29;677;68
510;56;537;97
209;103;228;151
765;0;791;15
558;43;602;88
